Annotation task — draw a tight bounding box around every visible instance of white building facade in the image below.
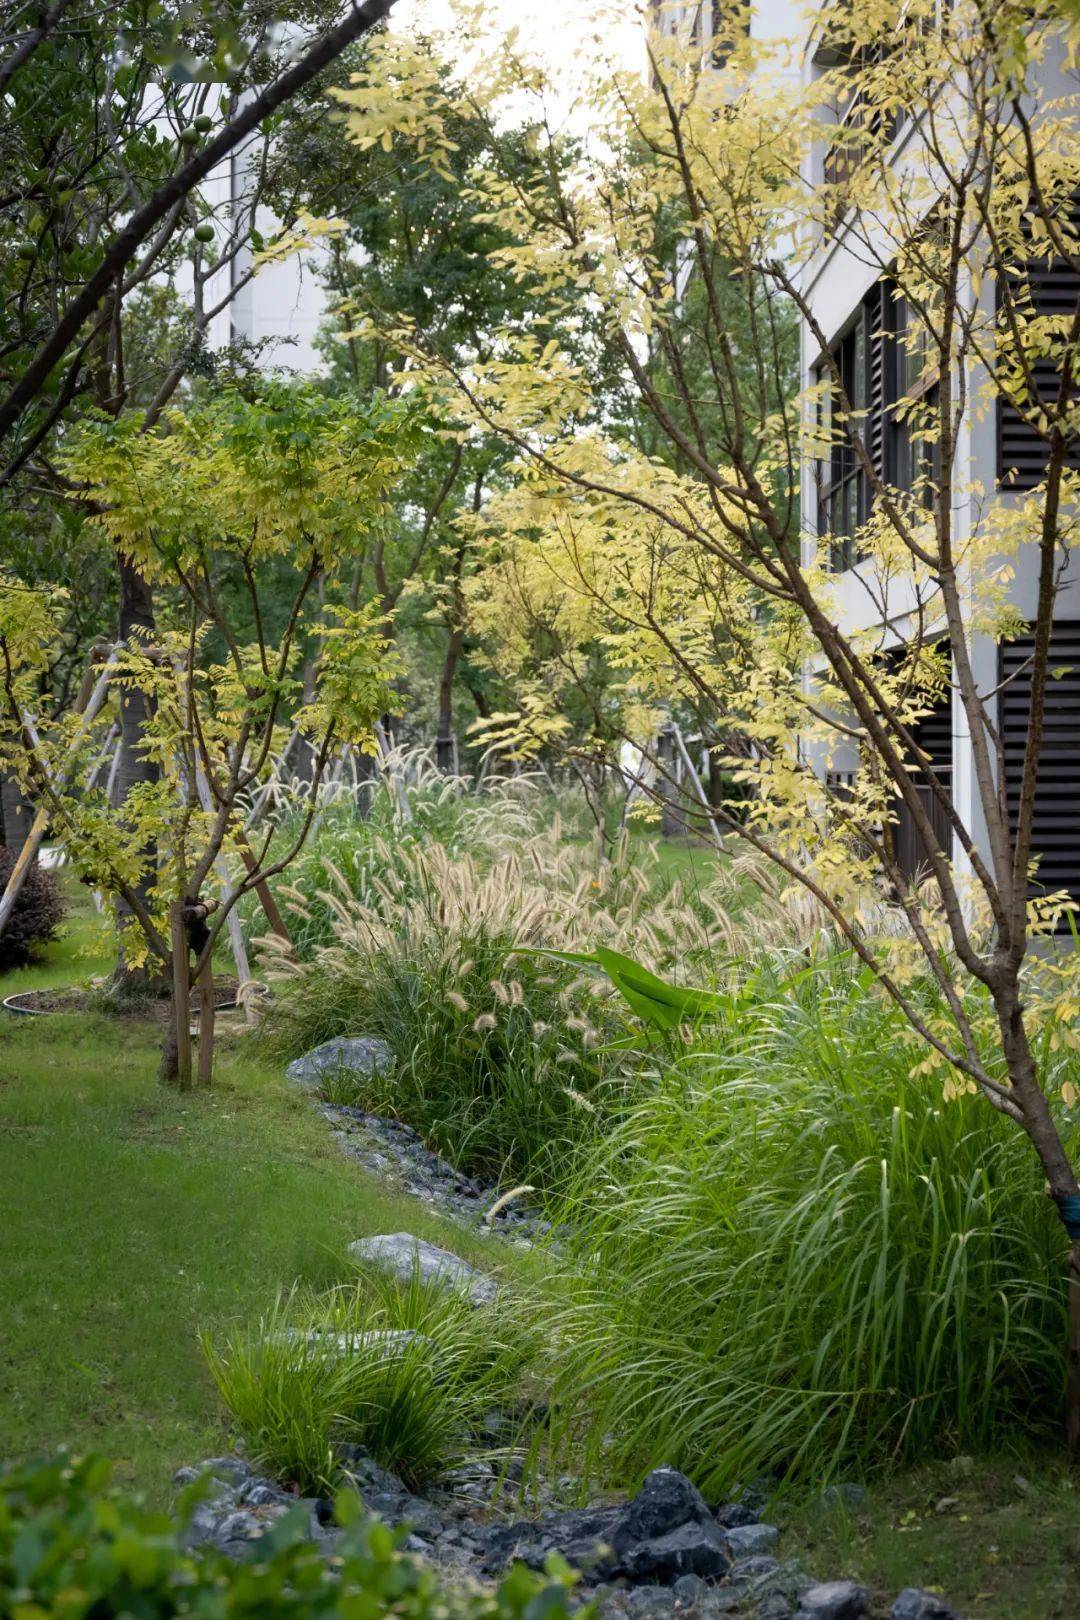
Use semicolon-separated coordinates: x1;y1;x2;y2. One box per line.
796;10;1080;906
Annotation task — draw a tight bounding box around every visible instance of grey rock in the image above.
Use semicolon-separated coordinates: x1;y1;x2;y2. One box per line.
184;1501;229;1547
338;1449;445;1538
286;1036;393;1091
617;1520;731;1583
239;1480;294;1508
890;1590;958;1620
673;1574;709;1603
714;1502;760;1530
480;1505;621;1575
626;1586;679;1617
722;1524;779;1560
348;1233;497;1307
175;1455;251;1490
795;1581;870;1620
755;1595;795;1620
731;1556;781;1583
213;1509;270;1558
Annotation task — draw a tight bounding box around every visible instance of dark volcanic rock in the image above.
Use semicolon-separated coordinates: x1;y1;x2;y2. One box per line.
480;1505;621;1576
721;1523;779;1560
617;1518;731;1582
714;1501;761;1530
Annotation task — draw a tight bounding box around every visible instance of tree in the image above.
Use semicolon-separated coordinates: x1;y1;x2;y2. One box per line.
0;0;398;477
0;379;405;1086
335;1;1080;1441
262;23;626;756
1;1;401;978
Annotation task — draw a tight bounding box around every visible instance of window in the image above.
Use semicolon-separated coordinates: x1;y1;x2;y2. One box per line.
816;308;868;572
997;248;1080;489
817;278;942;574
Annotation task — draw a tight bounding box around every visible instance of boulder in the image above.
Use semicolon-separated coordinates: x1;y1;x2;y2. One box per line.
348;1233;497;1307
286;1036;393;1091
890;1591;958;1620
722;1523;779;1559
715;1501;761;1529
604;1468;730;1584
794;1581;871;1620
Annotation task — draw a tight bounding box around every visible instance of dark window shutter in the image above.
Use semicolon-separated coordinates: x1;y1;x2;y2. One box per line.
866;280;888;483
997;257;1080;490
1000;623;1080;913
895;687;952;881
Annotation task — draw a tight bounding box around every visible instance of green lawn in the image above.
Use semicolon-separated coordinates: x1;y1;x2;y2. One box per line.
786;1456;1080;1620
0;891;516;1502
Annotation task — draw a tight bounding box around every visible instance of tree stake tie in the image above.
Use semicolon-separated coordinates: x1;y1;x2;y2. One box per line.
1052;1193;1080;1240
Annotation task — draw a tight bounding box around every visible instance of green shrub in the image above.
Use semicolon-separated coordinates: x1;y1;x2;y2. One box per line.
544;948;1080;1496
0;1452;587;1619
0;845;64;971
204;1269;544;1495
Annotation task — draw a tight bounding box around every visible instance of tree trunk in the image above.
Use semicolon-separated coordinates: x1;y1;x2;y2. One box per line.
1068;1239;1080;1451
656;724;688;839
435;627;463;772
162;901;192;1089
112;554;162;994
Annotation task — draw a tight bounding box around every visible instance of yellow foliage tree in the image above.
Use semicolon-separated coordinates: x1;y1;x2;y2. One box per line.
0;381;405;1086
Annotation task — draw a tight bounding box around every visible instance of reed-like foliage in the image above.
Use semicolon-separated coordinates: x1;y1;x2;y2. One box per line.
204;1268;543;1495
543;950;1080;1495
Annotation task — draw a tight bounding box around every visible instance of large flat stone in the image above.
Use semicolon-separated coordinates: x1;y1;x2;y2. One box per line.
347;1232;497;1307
286;1037;393;1091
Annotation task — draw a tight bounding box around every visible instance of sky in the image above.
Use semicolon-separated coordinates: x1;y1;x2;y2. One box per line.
392;1;802;84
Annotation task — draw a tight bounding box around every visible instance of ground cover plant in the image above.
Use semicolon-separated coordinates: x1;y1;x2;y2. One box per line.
205;1267;543;1494
0;1452;585;1620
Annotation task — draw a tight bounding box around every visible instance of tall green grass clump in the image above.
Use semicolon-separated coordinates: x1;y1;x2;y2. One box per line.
545;950;1079;1496
204;1268;543;1494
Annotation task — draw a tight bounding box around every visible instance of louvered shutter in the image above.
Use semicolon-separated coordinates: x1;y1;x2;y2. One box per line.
998;256;1080;490
1000;623;1080;914
866;280;888;484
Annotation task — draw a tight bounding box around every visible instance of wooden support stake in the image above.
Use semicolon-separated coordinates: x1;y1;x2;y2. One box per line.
236;836;292;945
